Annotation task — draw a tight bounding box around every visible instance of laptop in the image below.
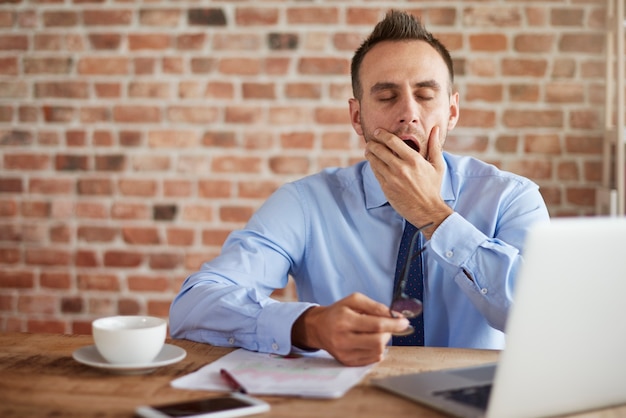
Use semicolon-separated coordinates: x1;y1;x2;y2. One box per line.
372;216;626;418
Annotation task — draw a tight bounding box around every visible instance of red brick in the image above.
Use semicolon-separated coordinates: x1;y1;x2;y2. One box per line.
238;181;279;199
269;156;310;174
316;107;350;124
18;295;56;314
201;131;237;147
29;178;74;194
78;273;120;291
128;81;170;98
113;106;160;123
78;57;129;75
322;132;352;150
225;106;264;124
269;107;312;125
129;34;171;50
219;58;261;75
5;153;50;170
212;156;262;173
503;110;563;128
148;130;198;148
104;251;142;267
43;11;78;27
149;252;183;270
25;249;71;266
122;227;160;245
83;10;133;26
236;8;279;25
219;206;254;223
163;180;192;197
559;34;603;54
214;33;262;51
166;228;195;246
147;300;171;317
139;8;181;26
280;132;314;149
287;7;339;24
509;84;540;102
0;270;34;288
566;187;595;206
458;109;496;128
198;180;232;198
469;34;507;51
557;161;579;181
524;134;562;154
570;110;600;130
40;272;72;289
205;82;235;99
242;82;275;99
128;275;170;292
0;35;28;50
88;33;121;50
182;205;214;222
502;59;547;77
111;203;150;220
298;57;349;75
118;298;142;316
546;82;584;103
78;226;117;242
176;33;206;50
77;178;113;195
75;250;98;267
118;179;157;197
167;106;219;124
285;83;322;99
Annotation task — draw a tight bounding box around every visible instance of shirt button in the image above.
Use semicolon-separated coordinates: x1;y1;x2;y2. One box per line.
445;250;454;258
480;288;488;295
228;337;235;345
271;343;279;351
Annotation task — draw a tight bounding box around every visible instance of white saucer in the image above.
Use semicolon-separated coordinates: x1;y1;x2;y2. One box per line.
72;344;187;375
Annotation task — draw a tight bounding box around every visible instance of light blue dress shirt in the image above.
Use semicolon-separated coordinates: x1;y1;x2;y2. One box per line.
170;152;550;355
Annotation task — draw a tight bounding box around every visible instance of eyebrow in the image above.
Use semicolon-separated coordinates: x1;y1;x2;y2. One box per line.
370;80;442;95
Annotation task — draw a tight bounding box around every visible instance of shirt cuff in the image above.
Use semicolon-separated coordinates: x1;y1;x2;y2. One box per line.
256;301;318;355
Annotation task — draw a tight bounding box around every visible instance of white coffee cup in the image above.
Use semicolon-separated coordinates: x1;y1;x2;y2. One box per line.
92;315;167;364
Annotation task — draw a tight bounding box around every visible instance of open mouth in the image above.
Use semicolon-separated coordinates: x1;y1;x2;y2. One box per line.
403;139;419;153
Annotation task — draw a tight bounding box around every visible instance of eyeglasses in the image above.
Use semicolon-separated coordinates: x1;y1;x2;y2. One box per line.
390;222;433;336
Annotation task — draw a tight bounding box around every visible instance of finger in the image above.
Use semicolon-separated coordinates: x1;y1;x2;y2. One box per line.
427;126;443;165
342;292;394;318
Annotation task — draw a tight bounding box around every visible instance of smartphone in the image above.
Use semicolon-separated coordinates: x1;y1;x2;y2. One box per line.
135;393;270;418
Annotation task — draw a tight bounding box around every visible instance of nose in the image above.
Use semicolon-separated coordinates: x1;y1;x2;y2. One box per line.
397;94;419;126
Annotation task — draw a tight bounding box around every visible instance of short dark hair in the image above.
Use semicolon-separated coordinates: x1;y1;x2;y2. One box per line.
351;9;454;100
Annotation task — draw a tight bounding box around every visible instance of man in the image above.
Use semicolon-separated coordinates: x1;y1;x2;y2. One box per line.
169;10;550;367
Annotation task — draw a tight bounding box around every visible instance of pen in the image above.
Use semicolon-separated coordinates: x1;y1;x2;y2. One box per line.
220;368;248;394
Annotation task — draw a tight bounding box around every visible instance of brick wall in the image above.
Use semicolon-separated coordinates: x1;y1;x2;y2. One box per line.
0;0;608;334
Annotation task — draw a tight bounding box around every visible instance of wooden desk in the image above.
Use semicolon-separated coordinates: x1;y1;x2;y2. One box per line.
0;333;623;418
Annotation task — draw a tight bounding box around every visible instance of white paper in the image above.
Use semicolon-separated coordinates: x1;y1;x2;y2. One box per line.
171;348;375;399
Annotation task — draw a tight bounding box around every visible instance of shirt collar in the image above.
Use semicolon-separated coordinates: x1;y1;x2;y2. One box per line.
363;152;456;210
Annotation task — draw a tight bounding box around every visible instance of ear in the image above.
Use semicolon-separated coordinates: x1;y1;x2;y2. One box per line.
447;92;460;131
348;98;364;136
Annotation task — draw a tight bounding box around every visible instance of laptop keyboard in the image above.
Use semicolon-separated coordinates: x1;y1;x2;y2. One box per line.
434;384;493;410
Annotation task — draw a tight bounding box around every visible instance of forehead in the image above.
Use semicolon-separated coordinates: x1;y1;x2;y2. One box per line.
359;40;450;91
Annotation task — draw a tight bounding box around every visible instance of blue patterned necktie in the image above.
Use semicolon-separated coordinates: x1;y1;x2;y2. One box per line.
392;221;425;346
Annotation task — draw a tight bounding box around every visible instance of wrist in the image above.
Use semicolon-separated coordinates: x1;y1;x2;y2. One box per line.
291;306;321;350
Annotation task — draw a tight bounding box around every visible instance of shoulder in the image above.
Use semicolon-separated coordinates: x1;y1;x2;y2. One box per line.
443;152;536;188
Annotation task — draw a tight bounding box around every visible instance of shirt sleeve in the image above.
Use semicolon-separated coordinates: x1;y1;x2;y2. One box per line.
427;182;550;331
169;185;318;355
